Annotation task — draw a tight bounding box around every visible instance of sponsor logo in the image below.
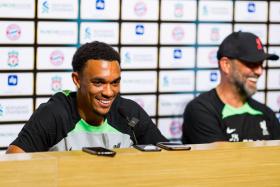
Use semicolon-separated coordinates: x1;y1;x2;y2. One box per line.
173;49;182;59
210;27;220;42
134;1;147;17
42;1;49;13
0;104;3;117
124;52;132;63
2;105;29;115
51;76;62;92
96;0;105;10
84;27;92;40
210;71;218;82
113;142;121;148
174;3;184;18
169;120;182;137
247;2;256;13
7;50;19;67
163;76;170;87
135;24;144;35
259;120;269;136
50;50;64;66
172;26;184;41
8;75;18;86
256;38;263;50
202;5;208;15
208;49;217;65
226;127;236;134
6;24;21;41
229;133;239;142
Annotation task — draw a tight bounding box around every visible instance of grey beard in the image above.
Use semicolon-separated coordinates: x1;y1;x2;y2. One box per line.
234;79;256;98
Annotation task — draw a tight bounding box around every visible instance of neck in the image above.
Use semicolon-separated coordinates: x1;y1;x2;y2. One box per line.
76;92;104;125
216;83;246;108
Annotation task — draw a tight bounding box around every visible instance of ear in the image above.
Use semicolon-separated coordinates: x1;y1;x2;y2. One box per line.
219;57;231;75
72;72;80;89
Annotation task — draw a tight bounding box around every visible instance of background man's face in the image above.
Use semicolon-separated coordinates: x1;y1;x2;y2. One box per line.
229;59;263;97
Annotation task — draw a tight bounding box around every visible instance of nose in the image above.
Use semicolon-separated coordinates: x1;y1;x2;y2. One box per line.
253;64;263;77
102;84;114;98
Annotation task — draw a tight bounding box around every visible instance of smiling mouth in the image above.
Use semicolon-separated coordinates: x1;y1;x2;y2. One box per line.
247;77;258;83
97;98;112;107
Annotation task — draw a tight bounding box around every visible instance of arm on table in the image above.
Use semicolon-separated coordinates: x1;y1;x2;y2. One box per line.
6;145;25;154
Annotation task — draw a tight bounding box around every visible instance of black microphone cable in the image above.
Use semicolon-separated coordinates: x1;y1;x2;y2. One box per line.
118;107;139;145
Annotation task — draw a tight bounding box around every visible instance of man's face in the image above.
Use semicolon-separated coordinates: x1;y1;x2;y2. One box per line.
229;59;263;97
76;59;121;117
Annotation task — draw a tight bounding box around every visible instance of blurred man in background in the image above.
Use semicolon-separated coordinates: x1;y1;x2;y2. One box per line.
182;31;280;144
7;41;167;153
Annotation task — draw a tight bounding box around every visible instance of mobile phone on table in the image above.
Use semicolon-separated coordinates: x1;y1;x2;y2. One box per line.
82;147;116;157
134;144;162;152
156;142;191;151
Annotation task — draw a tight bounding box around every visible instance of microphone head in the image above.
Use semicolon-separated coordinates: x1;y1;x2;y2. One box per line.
128;117;139;128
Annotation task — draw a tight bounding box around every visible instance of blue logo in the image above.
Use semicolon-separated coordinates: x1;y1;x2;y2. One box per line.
42;1;49;13
8;75;18;86
210;72;218;82
135;25;144;35
0;104;3;117
247;2;256;13
173;49;182;59
163;76;169;87
203;5;208;15
96;0;105;10
124;52;131;63
84;27;92;39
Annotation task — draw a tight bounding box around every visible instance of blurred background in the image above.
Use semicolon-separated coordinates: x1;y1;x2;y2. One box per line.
0;0;280;148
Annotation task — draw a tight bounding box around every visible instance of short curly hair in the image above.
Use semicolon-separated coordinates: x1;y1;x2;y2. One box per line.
72;41;120;73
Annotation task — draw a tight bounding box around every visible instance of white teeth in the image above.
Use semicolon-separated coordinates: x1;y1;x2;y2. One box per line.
248;77;258;82
99;100;110;104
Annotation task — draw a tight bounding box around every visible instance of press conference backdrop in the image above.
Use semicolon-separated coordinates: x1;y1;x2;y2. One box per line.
0;0;280;147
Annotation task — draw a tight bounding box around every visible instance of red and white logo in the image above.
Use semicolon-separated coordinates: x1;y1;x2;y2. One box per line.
208;49;218;65
169;120;182;137
134;1;147;17
7;50;19;67
172;27;185;41
256;38;263;50
210;27;220;42
50;50;64;66
6;24;21;41
51;76;62;92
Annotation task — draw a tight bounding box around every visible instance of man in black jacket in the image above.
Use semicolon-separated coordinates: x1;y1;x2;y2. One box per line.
182;31;280;144
7;41;167;153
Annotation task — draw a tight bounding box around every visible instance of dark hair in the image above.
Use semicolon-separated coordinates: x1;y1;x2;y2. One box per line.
72;41;120;72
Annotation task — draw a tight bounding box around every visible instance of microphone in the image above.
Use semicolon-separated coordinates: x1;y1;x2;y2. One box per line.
118;107;139;145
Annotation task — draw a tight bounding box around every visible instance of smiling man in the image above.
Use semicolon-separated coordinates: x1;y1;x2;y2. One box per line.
182;31;280;144
7;41;167;153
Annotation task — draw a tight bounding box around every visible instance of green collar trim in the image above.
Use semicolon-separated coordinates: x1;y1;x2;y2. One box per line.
222;102;263;119
62;90;71;96
71;119;119;133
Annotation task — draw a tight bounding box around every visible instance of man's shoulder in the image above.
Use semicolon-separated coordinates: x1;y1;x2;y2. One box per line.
37;91;76;113
185;89;223;116
248;97;274;114
189;89;216;106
